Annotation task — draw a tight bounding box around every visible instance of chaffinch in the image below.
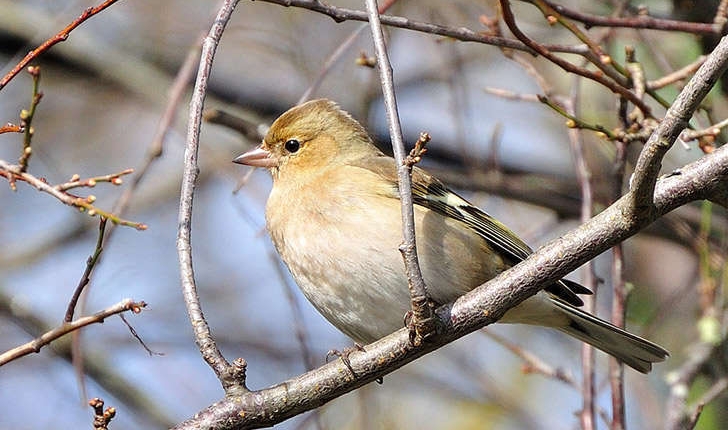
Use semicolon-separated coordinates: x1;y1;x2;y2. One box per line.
234;99;668;373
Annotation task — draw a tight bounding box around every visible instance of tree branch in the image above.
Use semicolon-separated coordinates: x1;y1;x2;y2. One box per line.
364;0;433;344
0;299;146;366
172;140;728;428
177;0;247;395
630;36;728;212
253;0;589;55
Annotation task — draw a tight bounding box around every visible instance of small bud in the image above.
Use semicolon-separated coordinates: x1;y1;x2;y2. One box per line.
546;15;557;25
87;195;96;203
70;174;80;182
88;209;97;216
88;179;97;187
600;55;611;65
565;119;577;128
20;110;29;120
112;177;123;185
24;146;32;154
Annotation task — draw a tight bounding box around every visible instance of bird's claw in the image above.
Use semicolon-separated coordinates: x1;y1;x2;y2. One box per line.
326;343;365;378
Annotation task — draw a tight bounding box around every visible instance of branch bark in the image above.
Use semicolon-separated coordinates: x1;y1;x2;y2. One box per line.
173;141;728;429
172;19;728;430
177;0;247;394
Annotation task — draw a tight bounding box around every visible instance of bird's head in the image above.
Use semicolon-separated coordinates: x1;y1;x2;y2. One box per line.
233;99;377;180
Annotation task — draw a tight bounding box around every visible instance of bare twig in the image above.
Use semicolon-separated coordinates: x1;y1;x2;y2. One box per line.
177;0;246;394
538;95;618;139
54;169;133;192
499;0;653;117
629;37;728;212
297;0;398;103
686;377;728;429
0;159;145;229
18;65;42;172
0;299;146;366
254;0;589;56
648;56;706;90
681;117;728;141
483;87;540;102
65;218;108;322
364;0;434;346
0;0;122;90
484;331;577;388
539;0;720;34
559;76;598;430
665;341;716;430
0;123;24;134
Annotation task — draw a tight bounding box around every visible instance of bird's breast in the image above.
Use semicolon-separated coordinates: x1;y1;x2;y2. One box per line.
265;171;508;343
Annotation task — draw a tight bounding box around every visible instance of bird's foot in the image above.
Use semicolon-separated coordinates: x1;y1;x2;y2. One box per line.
326;343;366;378
404;297;439;346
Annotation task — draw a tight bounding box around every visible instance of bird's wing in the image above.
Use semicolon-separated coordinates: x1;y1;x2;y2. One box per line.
355;154;591;306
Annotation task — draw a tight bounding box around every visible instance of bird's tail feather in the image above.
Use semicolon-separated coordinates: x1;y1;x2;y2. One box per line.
551;299;669;374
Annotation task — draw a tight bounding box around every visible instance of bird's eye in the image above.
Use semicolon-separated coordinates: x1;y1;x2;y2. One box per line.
284;139;301;153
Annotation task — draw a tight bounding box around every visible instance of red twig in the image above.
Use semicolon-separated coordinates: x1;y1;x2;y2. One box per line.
499;0;653;117
540;0;721;34
0;0;122;91
0;123;24;134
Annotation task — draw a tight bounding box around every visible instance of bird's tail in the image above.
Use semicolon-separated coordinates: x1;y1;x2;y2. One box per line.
551;298;669;374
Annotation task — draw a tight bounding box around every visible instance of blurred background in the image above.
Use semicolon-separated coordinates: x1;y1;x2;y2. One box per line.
0;0;726;429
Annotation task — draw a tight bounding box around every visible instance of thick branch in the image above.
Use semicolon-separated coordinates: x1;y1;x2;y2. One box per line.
630;36;728;211
173;144;728;429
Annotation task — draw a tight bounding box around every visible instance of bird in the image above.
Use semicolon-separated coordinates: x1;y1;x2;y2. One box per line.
233;98;668;373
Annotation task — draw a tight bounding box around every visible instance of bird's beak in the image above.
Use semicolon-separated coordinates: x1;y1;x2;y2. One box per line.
233;145;277;168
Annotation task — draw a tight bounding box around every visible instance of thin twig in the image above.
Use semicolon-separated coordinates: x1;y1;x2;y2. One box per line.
297;0;398;103
665;341;716;430
484;331;577;388
564;80;597;430
681;117;728;141
54;169;133;192
609;244;626;430
0;159;145;229
18;66;42;172
539;0;719;34
0;123;24;134
0;299;146;366
364;0;433;346
65;218;108;322
648;56;706;90
177;0;247;394
254;0;589;56
0;0;122;90
499;0;653;117
686;377;728;429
